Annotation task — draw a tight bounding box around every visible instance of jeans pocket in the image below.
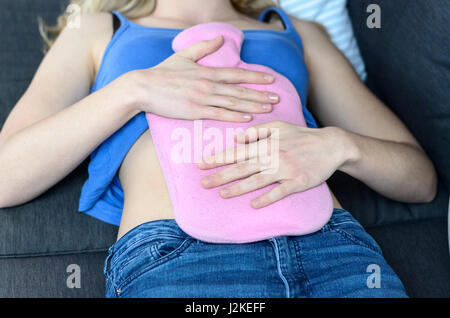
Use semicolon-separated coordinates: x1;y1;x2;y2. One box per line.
115;234;193;292
328;209;383;255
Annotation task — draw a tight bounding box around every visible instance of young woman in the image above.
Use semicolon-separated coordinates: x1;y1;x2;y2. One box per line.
0;0;437;297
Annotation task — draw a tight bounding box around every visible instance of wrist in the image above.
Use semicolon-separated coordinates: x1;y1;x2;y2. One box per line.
111;72;144;117
332;127;362;173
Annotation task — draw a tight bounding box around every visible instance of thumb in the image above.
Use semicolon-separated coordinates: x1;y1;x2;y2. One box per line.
176;35;224;62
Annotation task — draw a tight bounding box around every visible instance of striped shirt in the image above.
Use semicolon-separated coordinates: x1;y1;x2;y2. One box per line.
280;0;367;81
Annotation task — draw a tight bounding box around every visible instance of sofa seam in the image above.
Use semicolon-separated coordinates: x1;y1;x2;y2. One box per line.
0;247;110;259
363;215;448;230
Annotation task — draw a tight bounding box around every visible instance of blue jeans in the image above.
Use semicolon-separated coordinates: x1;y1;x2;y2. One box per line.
104;208;407;298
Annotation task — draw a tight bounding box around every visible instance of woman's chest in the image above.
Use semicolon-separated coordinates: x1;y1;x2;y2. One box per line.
91;30;310;105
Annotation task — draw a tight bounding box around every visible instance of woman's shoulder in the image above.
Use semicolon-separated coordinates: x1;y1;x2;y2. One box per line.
60;12;117;81
58;12;113;42
289;16;330;40
41;12;114;85
56;12;114;55
288;16;333;62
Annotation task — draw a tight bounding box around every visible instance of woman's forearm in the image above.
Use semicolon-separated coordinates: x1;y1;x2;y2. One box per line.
0;37;279;209
337;128;438;203
0;79;139;208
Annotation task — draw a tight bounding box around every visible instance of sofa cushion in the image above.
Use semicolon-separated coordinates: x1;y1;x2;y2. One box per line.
326;0;450;226
347;0;450;191
0;0;117;257
0;0;448;260
0;251;107;297
367;217;450;298
0;161;117;257
328;171;449;228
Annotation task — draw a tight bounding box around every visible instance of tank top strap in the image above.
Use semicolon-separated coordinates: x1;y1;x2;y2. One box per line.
111;10;130;29
258;7;294;32
258;7;304;52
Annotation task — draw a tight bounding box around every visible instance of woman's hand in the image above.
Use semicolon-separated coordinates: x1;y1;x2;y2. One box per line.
198;121;358;208
121;36;280;122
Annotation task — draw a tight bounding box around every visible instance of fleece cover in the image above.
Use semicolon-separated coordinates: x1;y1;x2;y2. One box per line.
145;22;333;243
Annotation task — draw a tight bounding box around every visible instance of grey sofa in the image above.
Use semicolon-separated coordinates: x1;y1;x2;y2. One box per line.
0;0;449;297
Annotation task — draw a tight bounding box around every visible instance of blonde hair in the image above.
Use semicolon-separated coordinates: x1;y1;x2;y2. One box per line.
39;0;279;51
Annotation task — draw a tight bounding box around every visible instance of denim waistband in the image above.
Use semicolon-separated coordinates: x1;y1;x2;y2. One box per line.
106;219;190;272
105;208;357;272
327;208;359;227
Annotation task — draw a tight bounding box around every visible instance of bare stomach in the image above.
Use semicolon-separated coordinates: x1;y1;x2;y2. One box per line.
117;129;343;240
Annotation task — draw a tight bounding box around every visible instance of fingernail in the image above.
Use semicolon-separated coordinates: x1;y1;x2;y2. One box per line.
262;104;271;111
264;74;274;82
268;94;279;101
202;176;212;186
220;188;230;197
242;114;252;120
252;199;262;208
200;157;212;166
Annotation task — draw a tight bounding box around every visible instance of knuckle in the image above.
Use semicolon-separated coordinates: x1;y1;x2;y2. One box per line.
226;68;242;83
206;68;217;79
261;91;271;100
213;173;223;183
185;101;202;119
191;89;206;101
230;183;242;195
277;184;289;197
207;107;221;118
198;67;213;78
186;94;199;105
196;79;212;91
208;82;219;93
238;69;249;79
185;100;199;112
249;101;261;110
295;172;309;185
226;97;237;107
235;161;248;173
252;173;266;185
235;85;247;95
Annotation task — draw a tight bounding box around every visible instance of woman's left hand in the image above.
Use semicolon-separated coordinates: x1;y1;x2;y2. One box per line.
199;120;357;208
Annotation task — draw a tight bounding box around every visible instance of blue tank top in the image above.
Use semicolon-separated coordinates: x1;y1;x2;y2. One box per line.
78;7;319;225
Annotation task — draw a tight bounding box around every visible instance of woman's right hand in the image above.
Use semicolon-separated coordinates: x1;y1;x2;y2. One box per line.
122;35;280;122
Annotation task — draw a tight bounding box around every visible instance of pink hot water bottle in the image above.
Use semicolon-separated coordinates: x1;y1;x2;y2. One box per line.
145;22;333;243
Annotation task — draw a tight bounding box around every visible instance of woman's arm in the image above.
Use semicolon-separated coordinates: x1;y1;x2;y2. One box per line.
198;20;437;207
0;13;141;207
295;19;437;202
0;14;279;208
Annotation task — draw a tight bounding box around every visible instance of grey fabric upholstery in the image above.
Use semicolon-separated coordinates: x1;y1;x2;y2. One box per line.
0;0;117;258
0;0;448;297
328;171;449;228
367;217;450;297
0;251;107;298
347;0;450;191
328;0;449;227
